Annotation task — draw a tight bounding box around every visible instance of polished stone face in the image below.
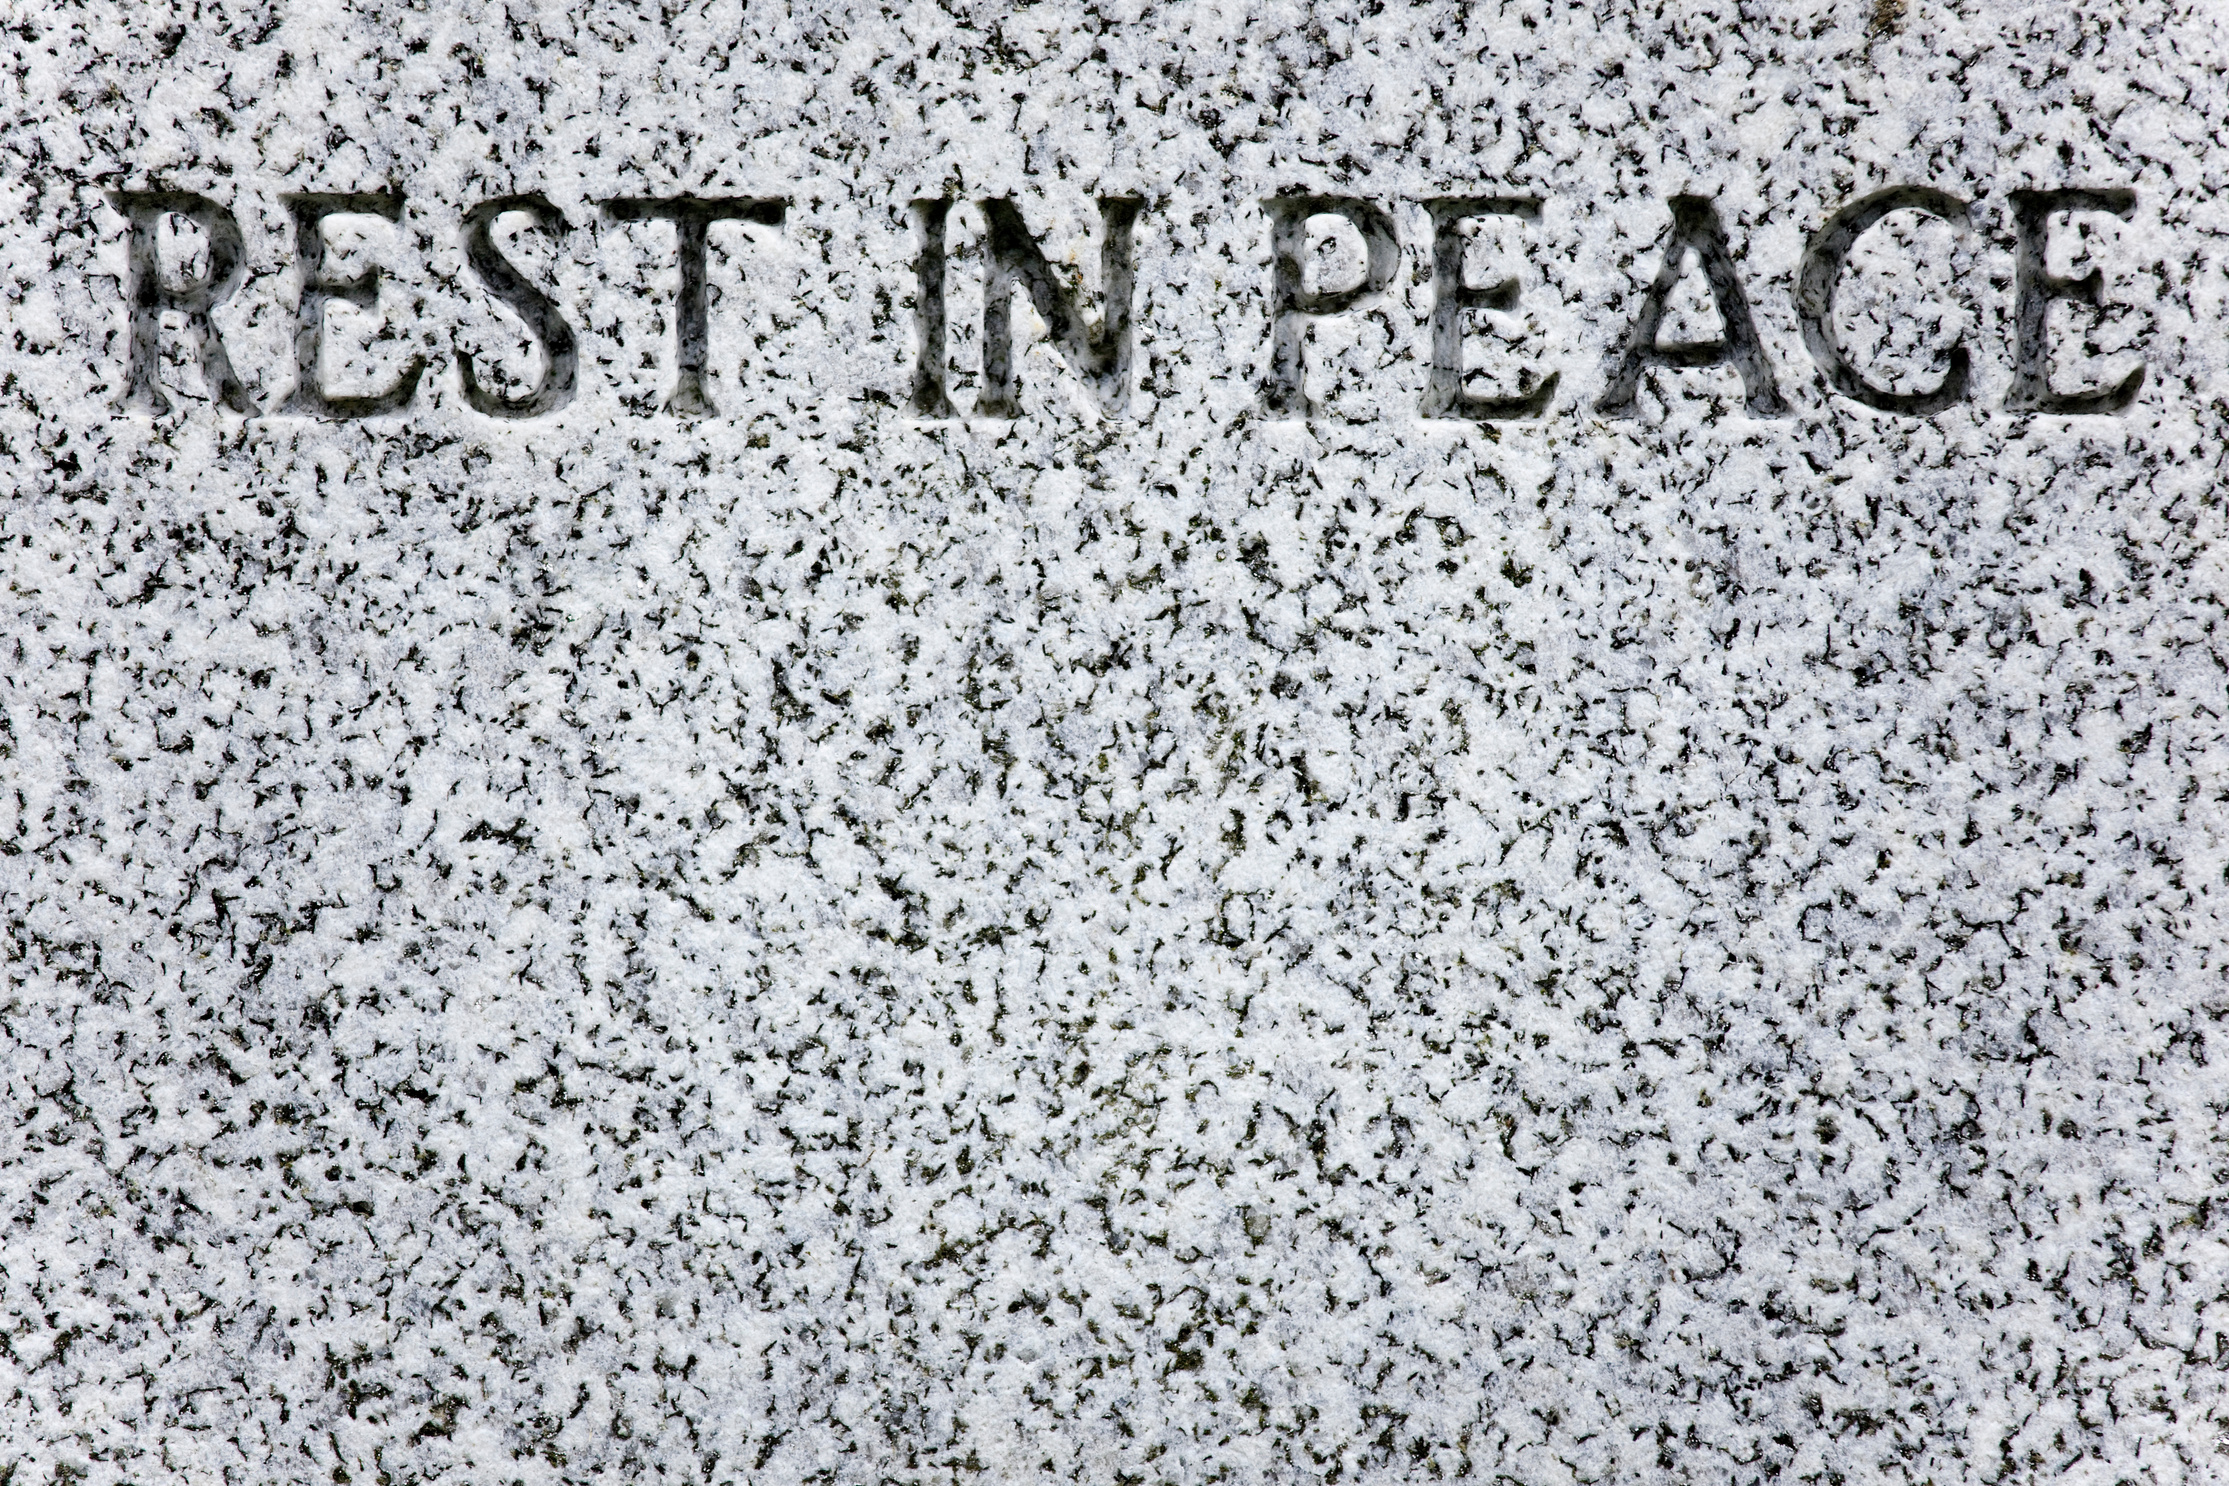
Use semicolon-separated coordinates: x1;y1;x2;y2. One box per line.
3;3;2226;1483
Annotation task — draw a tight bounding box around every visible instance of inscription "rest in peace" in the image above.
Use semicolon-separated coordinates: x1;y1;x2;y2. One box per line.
110;184;2145;424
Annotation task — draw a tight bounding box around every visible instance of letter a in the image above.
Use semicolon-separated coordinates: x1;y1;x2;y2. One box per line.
1596;196;1786;418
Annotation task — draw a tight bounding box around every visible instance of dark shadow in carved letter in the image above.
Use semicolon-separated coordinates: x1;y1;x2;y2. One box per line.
910;199;958;418
1797;186;1971;416
602;196;786;418
978;198;1140;419
1422;197;1557;422
1261;196;1399;419
111;191;253;415
1596;196;1786;418
280;192;427;419
458;195;578;420
2006;187;2143;415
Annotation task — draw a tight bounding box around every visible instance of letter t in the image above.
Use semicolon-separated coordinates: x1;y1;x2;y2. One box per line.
603;196;786;417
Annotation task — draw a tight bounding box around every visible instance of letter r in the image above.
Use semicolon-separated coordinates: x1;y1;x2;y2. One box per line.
111;190;253;415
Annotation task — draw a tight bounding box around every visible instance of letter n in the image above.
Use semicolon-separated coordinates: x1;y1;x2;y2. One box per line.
914;198;1141;418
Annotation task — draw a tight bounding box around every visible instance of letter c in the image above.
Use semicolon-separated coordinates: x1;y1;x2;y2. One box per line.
1797;187;1971;416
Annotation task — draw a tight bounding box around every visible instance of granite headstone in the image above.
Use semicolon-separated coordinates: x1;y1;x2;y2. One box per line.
2;3;2226;1483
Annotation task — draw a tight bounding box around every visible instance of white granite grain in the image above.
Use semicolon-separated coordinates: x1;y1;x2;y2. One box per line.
0;2;2226;1483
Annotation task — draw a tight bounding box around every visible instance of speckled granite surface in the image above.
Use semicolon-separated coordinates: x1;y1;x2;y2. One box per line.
3;3;2227;1482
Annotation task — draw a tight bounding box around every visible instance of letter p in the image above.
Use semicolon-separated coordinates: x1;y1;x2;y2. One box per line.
1262;196;1398;418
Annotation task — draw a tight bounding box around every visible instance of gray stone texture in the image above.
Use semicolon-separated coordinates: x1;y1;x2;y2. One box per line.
1;2;2227;1483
